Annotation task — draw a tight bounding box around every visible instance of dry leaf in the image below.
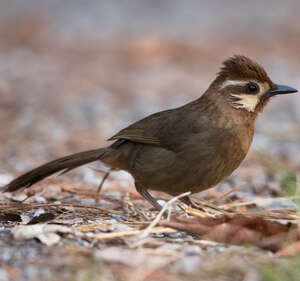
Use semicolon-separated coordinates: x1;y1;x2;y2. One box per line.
161;214;299;251
27;212;56;224
11;224;71;246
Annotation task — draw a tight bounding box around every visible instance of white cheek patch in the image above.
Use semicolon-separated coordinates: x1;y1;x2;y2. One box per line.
231;94;259;112
220;79;270;112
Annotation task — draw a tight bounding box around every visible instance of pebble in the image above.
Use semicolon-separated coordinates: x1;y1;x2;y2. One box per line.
0;174;13;186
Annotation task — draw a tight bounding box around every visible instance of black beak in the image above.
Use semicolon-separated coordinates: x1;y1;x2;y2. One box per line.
265;84;298;98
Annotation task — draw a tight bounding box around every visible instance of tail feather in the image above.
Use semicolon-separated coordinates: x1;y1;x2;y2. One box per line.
2;148;106;192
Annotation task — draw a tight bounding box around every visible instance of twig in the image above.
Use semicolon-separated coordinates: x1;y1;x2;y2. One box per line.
0;202;122;215
74;226;176;240
139;191;191;239
213;182;246;203
194;198;231;215
184;205;216;217
61;185;124;205
97;169;111;193
88;166;107;174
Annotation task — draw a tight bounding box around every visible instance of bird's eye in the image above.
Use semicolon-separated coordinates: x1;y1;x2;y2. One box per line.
245;82;259;94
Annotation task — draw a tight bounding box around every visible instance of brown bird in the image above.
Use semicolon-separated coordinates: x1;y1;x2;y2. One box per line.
2;55;297;210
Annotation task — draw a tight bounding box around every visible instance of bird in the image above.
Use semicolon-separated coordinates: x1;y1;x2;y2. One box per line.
2;55;297;210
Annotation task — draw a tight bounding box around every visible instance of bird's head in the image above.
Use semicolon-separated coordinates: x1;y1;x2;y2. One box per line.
209;55;297;115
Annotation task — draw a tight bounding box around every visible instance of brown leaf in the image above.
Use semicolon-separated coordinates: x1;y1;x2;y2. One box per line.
275;241;300;257
27;213;56;224
161;214;298;251
0;212;22;222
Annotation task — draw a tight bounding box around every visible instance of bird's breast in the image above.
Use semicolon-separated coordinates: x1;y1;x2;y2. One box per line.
175;126;254;193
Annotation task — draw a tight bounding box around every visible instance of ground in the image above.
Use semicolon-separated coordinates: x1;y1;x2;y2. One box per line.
0;2;300;281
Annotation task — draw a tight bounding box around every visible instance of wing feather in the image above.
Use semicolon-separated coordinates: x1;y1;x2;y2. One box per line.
108;127;161;145
107;103;203;149
107;109;176;146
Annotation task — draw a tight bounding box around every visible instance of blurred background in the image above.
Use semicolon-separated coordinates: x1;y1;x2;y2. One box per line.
0;0;300;189
1;2;300;281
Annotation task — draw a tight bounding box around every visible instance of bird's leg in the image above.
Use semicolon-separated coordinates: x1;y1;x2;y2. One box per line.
135;183;162;210
179;196;204;210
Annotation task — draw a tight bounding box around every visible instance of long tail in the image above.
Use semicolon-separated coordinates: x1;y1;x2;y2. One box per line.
2;148;106;192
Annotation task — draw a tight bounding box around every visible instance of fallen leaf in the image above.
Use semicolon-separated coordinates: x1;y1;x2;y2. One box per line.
11;224;71;246
0;212;22;222
27;213;56;224
161;214;299;251
275;241;300;257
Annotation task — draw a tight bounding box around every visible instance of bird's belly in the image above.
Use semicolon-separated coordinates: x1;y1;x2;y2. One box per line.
130;140;247;195
158;155;242;195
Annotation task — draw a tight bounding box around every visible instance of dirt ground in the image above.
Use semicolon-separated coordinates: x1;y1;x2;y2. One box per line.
0;1;300;281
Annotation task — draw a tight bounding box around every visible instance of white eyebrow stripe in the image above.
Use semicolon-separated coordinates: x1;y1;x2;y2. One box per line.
220;80;247;89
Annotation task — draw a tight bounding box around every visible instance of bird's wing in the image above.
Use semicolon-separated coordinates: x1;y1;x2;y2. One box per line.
108;108;187;147
109;127;161;145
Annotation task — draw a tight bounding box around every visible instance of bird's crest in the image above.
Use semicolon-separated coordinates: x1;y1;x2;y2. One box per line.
217;55;275;87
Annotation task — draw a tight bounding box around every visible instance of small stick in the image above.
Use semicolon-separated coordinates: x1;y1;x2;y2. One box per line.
97;169;111;193
75;226;177;241
213;182;246;203
88;166;111;193
139;191;191;239
95;169;111;204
